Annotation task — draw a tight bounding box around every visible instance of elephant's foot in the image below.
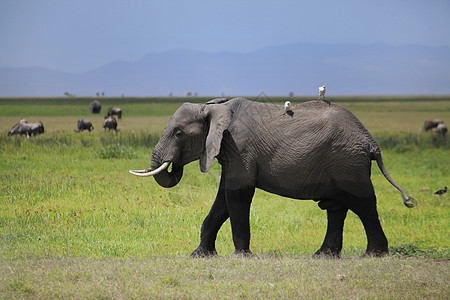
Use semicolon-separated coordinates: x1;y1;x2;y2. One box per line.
312;247;341;259
190;246;218;258
231;249;255;258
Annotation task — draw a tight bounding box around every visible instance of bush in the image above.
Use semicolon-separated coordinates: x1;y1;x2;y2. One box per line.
100;132;160;148
98;144;137;159
374;132;449;152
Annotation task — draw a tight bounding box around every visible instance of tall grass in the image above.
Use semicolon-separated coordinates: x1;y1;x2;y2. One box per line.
374;132;450;151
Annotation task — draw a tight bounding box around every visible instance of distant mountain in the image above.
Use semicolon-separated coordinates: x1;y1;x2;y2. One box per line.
1;43;449;97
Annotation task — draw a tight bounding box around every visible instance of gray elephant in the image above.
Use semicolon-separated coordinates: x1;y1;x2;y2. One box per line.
8;119;44;137
90;100;102;114
105;107;122;120
130;98;416;258
74;119;94;132
103;116;118;132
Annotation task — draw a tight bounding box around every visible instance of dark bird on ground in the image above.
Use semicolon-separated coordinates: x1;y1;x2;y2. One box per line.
434;186;447;195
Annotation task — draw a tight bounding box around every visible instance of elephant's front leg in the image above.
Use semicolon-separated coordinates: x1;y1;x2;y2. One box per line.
225;186;255;256
191;177;229;257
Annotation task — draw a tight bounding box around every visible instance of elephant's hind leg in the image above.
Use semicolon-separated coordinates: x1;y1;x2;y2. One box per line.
344;195;388;257
313;205;348;258
357;210;389;257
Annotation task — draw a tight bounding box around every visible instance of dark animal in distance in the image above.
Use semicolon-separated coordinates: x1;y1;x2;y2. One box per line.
436;123;448;137
105;107;122;120
103;116;118;132
8;119;45;137
422;119;444;132
130;97;416;258
434;186;447;195
90;100;102;114
74;119;94;132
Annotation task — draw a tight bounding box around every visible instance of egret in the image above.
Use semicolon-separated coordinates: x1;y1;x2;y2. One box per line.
284;101;292;113
318;85;326;99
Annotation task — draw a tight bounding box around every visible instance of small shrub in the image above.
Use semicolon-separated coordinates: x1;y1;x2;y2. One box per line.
100;132;160;148
98;144;137;159
374;132;450;152
389;244;425;257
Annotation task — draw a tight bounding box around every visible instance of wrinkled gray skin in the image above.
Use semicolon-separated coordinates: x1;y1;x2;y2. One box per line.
8;119;44;137
103;116;118;132
142;98;416;258
105;107;122;120
74;119;94;132
90;100;102;114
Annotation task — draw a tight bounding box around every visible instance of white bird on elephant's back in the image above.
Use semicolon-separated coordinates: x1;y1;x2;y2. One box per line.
318;85;326;100
284;101;292;113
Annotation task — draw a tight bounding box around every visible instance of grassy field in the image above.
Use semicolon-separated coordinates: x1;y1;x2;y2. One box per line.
0;96;449;298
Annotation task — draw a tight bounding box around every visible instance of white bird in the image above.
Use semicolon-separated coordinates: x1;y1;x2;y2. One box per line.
319;85;326;99
284;101;292;114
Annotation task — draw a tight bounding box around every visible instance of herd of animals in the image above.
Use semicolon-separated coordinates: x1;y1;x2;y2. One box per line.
6;98;448;138
7;100;122;136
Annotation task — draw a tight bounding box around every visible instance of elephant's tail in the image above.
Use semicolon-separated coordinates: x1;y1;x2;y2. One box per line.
374;153;417;208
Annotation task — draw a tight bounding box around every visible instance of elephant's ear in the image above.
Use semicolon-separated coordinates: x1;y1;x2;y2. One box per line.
200;104;232;173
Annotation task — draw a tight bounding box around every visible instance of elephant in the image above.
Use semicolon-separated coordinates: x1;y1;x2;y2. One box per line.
103;116;118;132
90;100;102;114
129;97;416;258
8;119;44;137
105;107;122;120
74;119;94;132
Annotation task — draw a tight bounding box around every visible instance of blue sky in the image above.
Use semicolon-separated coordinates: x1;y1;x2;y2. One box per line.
1;0;450;73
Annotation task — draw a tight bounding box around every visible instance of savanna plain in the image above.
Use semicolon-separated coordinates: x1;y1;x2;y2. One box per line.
0;96;449;299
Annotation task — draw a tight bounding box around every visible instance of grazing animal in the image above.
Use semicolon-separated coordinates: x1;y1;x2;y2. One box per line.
103;116;118;132
74;119;94;132
105;107;122;120
434;186;447;195
129;97;416;258
422;119;444;132
8;119;44;137
318;85;326;99
436;123;448;137
90;100;102;114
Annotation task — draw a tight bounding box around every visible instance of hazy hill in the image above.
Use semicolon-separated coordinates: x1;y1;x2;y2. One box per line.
1;43;449;97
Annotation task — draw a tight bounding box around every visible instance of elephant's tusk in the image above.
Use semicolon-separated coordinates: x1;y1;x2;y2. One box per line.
129;162;171;177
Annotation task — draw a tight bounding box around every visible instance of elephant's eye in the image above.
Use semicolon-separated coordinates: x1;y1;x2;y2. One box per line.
174;129;183;138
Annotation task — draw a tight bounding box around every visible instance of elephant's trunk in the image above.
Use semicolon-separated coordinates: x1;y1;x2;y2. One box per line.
151;158;183;188
129;152;183;188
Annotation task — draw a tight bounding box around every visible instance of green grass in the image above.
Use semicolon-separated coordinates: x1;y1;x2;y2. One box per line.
0;96;449;298
1;131;448;258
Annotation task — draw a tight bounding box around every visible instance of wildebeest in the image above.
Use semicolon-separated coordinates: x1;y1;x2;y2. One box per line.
8;119;44;137
105;107;122;120
436;123;448;137
422;119;444;132
74;119;94;132
90;100;102;114
103;116;118;132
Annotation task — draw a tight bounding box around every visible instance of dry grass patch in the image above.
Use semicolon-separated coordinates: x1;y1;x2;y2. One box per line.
1;256;448;299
